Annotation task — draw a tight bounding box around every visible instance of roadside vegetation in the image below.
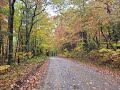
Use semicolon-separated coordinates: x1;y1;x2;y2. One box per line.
0;55;47;90
53;0;120;70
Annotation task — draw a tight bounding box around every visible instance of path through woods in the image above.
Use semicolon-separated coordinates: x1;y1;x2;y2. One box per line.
38;57;120;90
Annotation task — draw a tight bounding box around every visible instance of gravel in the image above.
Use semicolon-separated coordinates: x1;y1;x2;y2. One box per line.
38;57;120;90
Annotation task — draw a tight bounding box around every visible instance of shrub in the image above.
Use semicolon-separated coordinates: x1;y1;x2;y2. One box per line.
0;65;10;71
87;42;97;52
99;48;112;53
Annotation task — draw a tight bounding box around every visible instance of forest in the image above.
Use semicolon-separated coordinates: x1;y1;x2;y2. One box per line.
54;0;120;68
0;0;119;65
55;0;120;68
0;0;120;89
0;0;55;65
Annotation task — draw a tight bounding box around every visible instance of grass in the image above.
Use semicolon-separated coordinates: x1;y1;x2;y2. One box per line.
27;55;47;64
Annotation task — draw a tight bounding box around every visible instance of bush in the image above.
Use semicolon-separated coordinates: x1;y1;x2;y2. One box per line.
0;65;10;75
88;48;119;68
87;42;97;52
61;45;120;69
99;48;112;53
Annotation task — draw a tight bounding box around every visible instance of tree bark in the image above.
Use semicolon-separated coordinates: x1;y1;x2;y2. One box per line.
8;0;15;65
100;25;115;50
0;20;2;55
82;31;88;49
14;18;23;60
92;36;100;49
25;7;29;53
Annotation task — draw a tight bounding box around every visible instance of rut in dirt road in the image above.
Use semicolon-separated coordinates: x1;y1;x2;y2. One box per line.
38;57;120;90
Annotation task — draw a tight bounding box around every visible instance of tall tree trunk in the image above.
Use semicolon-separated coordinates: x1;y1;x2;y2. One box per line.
14;18;23;59
25;7;29;53
0;20;2;55
8;0;15;65
0;20;2;64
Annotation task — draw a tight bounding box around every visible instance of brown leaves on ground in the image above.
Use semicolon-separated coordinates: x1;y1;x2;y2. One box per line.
11;60;49;90
82;61;120;80
0;60;49;90
19;60;49;90
65;57;120;80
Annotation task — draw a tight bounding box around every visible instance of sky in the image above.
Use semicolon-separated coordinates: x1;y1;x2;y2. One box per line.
45;5;58;17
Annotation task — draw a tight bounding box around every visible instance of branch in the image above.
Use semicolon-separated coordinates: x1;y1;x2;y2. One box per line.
29;4;36;10
20;0;27;7
33;15;45;25
27;15;46;39
27;3;39;38
34;8;45;17
27;1;49;39
33;3;37;18
33;1;50;17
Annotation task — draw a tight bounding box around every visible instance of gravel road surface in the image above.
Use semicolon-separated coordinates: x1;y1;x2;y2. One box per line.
38;57;120;90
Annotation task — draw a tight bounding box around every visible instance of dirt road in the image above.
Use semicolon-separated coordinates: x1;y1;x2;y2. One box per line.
38;57;120;90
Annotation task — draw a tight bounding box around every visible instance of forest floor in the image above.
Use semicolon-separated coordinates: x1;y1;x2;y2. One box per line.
0;56;49;90
1;56;120;90
38;57;120;90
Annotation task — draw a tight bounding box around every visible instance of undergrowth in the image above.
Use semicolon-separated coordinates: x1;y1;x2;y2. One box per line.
0;55;47;90
60;48;120;70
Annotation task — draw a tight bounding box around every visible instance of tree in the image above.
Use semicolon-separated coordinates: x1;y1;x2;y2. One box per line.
19;0;48;53
53;0;120;54
8;0;15;65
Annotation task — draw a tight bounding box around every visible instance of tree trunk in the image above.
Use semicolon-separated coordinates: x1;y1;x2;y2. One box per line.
14;18;23;59
82;31;88;49
2;43;4;63
0;20;2;55
92;36;100;49
8;0;15;65
100;26;115;50
0;20;2;64
25;8;29;53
